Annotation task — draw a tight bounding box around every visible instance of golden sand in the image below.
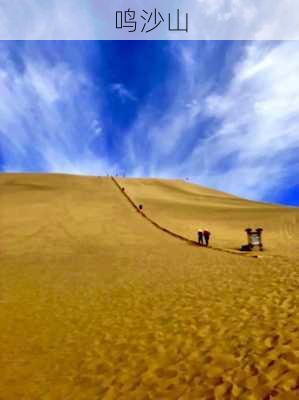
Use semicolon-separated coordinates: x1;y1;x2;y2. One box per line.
117;177;299;259
0;174;298;399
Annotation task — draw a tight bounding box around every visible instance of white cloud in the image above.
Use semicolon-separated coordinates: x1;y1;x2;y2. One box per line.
184;42;299;199
111;83;137;102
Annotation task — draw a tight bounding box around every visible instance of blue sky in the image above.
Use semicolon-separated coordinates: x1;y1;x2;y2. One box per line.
0;41;298;206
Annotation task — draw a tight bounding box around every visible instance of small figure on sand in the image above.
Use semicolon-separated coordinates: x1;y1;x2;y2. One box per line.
197;229;204;246
198;228;211;246
203;229;211;247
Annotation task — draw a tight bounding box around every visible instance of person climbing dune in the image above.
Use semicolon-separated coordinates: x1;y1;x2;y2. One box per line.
198;229;204;246
203;229;211;247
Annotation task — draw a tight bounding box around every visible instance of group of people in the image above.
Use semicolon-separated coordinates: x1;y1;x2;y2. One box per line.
197;229;211;247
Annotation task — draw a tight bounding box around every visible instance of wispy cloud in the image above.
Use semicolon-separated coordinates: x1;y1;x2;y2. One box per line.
122;41;299;201
189;41;299;199
0;43;113;175
111;83;137;102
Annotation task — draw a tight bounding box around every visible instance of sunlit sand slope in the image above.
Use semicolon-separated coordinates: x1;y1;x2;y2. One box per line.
0;174;299;400
118;177;299;258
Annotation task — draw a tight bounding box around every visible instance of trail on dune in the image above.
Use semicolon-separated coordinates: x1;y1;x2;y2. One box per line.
111;176;267;260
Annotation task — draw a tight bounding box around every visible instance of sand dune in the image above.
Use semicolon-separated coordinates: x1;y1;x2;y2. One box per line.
117;177;299;258
0;174;299;399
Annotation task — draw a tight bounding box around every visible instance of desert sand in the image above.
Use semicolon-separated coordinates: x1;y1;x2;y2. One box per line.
0;173;298;400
